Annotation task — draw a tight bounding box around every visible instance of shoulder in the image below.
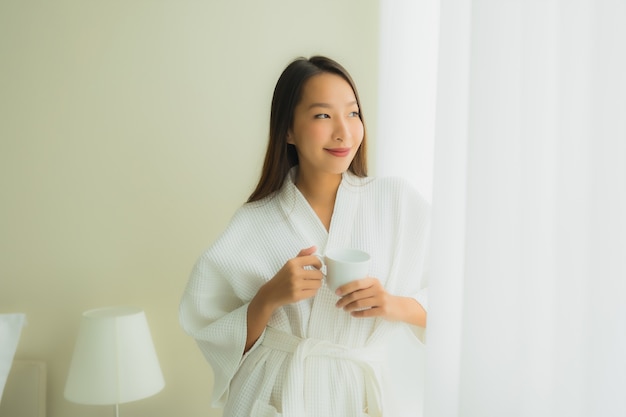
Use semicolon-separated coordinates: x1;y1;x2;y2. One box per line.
202;196;281;254
225;191;286;227
345;173;430;212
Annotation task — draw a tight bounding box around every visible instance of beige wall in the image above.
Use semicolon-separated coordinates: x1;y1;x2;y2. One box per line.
0;1;379;416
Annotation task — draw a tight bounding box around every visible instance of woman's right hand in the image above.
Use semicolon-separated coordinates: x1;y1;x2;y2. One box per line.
259;245;324;310
245;246;323;352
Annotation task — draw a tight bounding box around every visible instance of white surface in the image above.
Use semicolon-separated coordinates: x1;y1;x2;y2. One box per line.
376;0;439;202
0;314;26;402
426;1;626;416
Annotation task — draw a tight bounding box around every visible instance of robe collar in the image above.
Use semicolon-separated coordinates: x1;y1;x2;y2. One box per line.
277;166;366;254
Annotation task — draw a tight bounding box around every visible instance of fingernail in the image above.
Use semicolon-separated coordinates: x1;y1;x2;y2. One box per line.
335;289;342;296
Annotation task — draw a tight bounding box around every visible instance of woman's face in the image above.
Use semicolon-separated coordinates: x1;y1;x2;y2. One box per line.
288;72;364;177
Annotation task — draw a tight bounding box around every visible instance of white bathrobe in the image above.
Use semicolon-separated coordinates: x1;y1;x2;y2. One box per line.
179;168;430;417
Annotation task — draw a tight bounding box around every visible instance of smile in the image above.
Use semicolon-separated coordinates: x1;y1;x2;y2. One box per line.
325;148;351;157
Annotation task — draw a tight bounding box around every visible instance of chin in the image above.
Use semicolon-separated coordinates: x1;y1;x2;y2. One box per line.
327;165;352;175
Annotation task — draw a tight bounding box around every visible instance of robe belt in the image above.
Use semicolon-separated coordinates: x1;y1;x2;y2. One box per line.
261;326;386;417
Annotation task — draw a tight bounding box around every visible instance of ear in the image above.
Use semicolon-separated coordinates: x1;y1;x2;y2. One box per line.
286;130;295;145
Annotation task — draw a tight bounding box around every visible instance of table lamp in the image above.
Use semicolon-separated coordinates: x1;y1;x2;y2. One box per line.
1;313;27;403
64;306;164;417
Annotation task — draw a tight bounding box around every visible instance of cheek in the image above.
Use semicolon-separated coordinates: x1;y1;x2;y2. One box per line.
292;116;323;143
302;123;330;142
352;122;365;144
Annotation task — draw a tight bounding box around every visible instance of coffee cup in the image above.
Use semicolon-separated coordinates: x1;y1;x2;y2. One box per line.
316;248;371;292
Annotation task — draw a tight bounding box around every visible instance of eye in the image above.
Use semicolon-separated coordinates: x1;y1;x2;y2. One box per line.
315;114;330;119
348;111;360;118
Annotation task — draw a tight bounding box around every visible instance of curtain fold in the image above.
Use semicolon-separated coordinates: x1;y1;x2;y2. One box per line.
376;0;439;202
425;1;626;416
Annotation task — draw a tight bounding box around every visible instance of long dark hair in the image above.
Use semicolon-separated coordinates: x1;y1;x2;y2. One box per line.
247;56;368;203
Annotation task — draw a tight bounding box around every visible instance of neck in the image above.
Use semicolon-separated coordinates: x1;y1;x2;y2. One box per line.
295;169;342;203
295;169;343;231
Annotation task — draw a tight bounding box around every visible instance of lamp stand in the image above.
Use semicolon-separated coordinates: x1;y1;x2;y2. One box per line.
115;403;119;417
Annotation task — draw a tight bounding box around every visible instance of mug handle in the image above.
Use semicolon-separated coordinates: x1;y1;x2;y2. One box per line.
313;254;327;276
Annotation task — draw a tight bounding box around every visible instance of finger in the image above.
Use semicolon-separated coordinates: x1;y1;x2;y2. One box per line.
298;287;322;299
302;269;324;281
335;286;375;308
296;254;323;270
350;307;381;319
294;277;323;293
335;290;362;308
335;296;350;309
335;277;377;296
340;294;378;311
296;246;317;257
303;278;323;290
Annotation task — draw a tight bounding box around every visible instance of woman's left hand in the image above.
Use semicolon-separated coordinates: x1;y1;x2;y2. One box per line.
334;277;400;321
335;277;427;326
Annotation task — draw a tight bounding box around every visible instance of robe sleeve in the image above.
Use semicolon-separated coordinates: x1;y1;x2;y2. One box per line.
392;181;431;345
179;249;263;406
391;179;431;314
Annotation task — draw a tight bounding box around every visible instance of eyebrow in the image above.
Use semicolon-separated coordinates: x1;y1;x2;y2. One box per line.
307;100;358;110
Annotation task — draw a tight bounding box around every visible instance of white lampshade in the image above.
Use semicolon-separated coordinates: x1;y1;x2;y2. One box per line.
64;306;164;406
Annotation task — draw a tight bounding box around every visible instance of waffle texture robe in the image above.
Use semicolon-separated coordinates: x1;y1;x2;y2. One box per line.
179;169;430;417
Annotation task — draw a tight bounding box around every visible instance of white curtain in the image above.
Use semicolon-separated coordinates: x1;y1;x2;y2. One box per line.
425;1;626;417
376;0;439;203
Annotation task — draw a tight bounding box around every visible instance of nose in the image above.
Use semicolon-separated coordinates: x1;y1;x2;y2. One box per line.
333;118;351;142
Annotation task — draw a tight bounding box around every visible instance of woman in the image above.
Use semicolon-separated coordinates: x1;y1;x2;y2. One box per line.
179;56;430;417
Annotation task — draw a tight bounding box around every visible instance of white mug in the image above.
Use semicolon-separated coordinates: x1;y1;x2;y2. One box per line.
316;248;371;292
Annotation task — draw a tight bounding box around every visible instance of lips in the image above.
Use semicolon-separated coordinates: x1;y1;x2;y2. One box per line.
325;147;351;157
